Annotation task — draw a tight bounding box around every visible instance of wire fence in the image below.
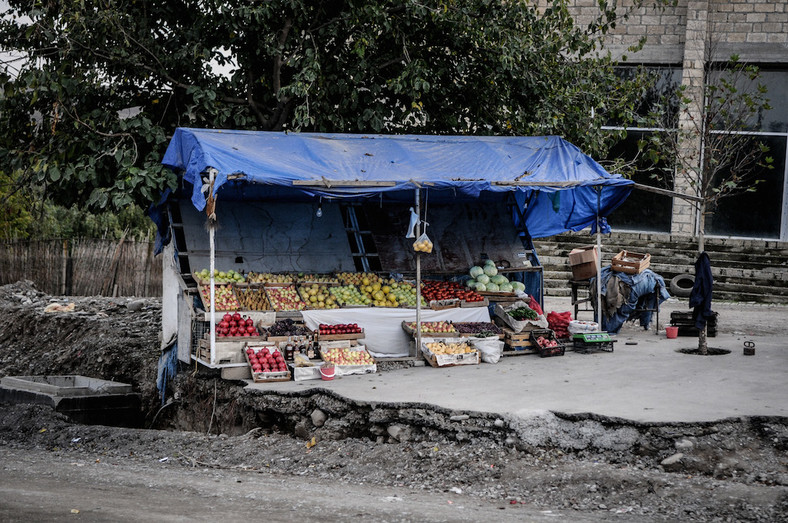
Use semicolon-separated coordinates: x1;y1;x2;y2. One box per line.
0;238;162;297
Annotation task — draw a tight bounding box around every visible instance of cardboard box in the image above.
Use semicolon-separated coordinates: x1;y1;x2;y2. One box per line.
569;245;598;266
568;245;599;280
420;339;480;367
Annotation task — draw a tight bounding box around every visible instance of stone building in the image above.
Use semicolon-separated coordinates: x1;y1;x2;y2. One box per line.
567;0;788;242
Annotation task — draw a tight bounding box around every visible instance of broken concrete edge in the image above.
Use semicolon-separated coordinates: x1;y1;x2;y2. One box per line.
235;379;788;430
215;380;788;462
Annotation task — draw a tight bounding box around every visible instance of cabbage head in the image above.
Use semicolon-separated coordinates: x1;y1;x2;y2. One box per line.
491;274;508;285
486;283;500;291
469;266;484;279
476;274;490;285
499;283;513;292
475;283;487;292
483;264;498;277
466;279;477;289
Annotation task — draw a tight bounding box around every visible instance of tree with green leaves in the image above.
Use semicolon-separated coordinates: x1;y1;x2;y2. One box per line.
1;0;658;225
640;55;772;354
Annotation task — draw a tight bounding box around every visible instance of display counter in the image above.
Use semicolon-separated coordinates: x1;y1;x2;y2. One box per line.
301;307;490;358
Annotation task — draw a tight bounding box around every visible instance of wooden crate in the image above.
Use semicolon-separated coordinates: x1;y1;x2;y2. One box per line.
198;283;241;312
429;299;460;310
200;335;266;347
317;339;360;351
234;286;272;311
250;369;291;383
455;322;504;339
274;310;305;321
460;297;489;308
244;344;292;383
478;290;517;299
316;330;365;341
296;274;340;285
401;321;459;337
503;327;532;348
196;339;246;365
264;285;307;311
319;344;375;367
611;250;651;274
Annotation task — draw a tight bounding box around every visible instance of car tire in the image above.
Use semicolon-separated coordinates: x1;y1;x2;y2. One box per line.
670;273;695;297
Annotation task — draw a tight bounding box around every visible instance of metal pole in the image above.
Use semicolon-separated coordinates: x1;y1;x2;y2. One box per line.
209;170;217;366
596;187;602;327
415;188;422;357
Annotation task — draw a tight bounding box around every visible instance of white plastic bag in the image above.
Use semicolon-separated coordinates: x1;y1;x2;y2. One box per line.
568;320;600;335
471;336;504;364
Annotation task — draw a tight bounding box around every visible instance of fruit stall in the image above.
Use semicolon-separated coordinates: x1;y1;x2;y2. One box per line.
152;130;633;378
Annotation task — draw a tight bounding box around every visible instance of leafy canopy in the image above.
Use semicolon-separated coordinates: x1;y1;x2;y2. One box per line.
1;0;657;215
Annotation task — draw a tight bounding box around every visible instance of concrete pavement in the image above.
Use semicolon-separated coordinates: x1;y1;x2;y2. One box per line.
248;297;788;423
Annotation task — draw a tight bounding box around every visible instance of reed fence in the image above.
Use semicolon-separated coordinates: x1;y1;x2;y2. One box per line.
0;238;162;297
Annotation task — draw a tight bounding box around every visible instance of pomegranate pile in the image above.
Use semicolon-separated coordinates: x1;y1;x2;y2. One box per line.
246;346;287;373
216;312;260;337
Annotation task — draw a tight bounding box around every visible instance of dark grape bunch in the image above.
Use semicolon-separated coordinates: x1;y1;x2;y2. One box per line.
453;322;503;335
264;319;310;337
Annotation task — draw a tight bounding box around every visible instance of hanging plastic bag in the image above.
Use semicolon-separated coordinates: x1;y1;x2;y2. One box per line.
413;231;433;253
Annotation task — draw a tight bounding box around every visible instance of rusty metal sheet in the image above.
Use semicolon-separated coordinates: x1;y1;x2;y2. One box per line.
179;200;356;274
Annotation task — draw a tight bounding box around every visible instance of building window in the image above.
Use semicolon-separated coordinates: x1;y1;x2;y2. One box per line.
604;66;681;232
704;68;788;240
606;130;672;232
707;133;787;239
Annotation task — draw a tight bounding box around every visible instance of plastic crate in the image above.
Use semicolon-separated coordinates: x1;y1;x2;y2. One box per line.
529;329;565;358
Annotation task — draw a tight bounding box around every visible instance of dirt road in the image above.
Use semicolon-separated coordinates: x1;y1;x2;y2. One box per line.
0;445;575;523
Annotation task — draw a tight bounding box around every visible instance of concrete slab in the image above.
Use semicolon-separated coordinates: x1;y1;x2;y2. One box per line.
0;375;141;427
245;297;788;424
0;375;133;396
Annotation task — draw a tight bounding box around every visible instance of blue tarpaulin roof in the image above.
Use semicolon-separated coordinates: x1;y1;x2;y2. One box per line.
160;128;633;238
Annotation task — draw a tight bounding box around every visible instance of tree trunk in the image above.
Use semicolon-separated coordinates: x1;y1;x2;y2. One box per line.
698;325;708;355
697;200;708;355
697;199;706;255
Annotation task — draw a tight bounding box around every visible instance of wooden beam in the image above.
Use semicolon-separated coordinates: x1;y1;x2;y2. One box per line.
492;181;585;187
292;179;397;188
632;182;703;203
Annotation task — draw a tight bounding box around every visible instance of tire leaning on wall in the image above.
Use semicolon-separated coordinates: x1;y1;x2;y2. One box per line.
670;273;695;298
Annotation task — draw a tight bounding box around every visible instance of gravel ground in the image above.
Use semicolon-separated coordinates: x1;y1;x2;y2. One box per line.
1;281;787;521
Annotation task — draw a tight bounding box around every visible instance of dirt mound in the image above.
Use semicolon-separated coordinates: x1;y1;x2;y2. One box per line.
0;281;162;418
1;400;786;521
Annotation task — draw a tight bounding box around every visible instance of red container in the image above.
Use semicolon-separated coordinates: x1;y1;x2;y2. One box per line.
665;326;678;339
320;364;335;380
